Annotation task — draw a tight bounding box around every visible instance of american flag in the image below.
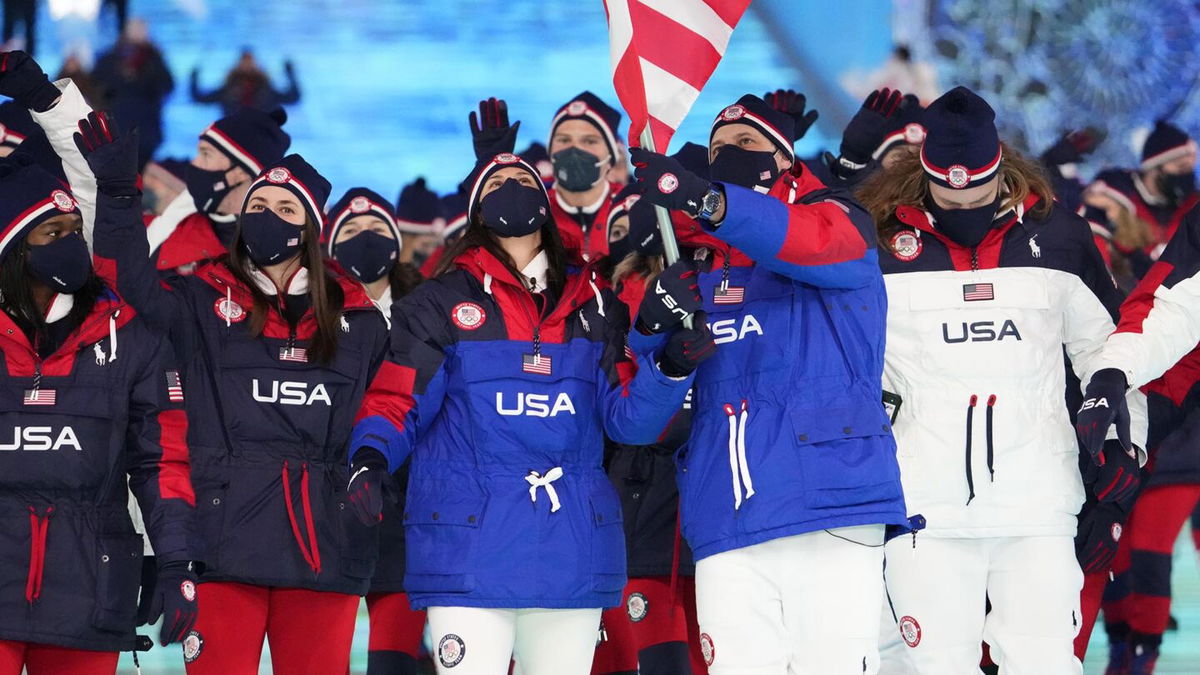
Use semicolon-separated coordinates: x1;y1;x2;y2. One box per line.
522;353;553;375
23;389;55;406
279;347;308;363
165;371;184;402
962;283;995;302
714;285;745;305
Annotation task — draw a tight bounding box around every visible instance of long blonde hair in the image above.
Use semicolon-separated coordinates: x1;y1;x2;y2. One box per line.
857;142;1055;249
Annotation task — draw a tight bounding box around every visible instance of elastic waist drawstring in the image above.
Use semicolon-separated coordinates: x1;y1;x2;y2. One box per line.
224;286;232;327
724;400;754;510
985;395;997;482
525;467;564;512
281;461;322;574
25;505;53;605
965;395;978;505
107;311;118;363
588;273;606;317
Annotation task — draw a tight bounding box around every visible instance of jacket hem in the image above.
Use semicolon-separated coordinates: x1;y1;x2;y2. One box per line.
0;627;131;653
690;509;908;561
200;572;369;596
408;594;621;611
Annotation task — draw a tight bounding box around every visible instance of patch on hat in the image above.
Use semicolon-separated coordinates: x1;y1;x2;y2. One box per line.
700;633;715;666
627;591;649;622
899;616;922;648
438;634;465;668
349;196;371;214
720;104;746;121
214;297;247;323
567;100;588;116
51;190;76;212
890;231;923;262
946;165;970;189
904;123;927;145
182;630;203;663
658;173;679;194
266;167;291;184
451;302;486;330
180;579;196;602
493;153;519;165
1112;522;1123;542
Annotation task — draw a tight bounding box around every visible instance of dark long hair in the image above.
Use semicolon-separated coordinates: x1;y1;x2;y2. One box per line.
389;261;424;299
0;241;104;345
226;214;345;365
433;209;569;298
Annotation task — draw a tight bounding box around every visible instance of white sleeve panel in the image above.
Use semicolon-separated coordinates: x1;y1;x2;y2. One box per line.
1092;272;1200;389
29;79;97;248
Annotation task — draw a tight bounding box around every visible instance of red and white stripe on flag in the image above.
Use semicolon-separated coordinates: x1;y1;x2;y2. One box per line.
605;0;751;152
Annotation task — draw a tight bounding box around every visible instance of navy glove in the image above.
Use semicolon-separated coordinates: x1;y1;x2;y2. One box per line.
469;97;520;161
839;88;903;166
347;449;388;526
764;89;819;141
147;560;198;645
74;111;140;198
630;147;710;216
1075;501;1127;574
659;311;716;377
1089;439;1142;505
0;51;60;112
637;259;702;334
1076;368;1131;467
1041;127;1106;166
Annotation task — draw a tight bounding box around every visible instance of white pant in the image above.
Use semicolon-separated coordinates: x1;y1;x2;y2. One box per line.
427;606;602;675
695;525;886;674
883;535;1083;675
878;595;916;675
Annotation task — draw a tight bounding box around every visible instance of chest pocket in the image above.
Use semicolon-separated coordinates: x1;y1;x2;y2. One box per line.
455;340;601;463
215;330;365;455
907;274;1056;380
696;266;794;383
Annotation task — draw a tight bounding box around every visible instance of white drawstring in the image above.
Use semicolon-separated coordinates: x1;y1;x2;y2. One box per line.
107;312;118;363
483;273;494;296
736;400;753;500
724;400;753;510
225;286;232;327
588;273;606;317
525;467;564;513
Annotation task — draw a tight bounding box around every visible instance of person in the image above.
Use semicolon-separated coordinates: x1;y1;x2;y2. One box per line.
419;189;468;278
190;49;300;117
81;111;400;672
324;188;425;675
547;92;624;261
92;18;175;167
343;151;704;675
1076;202;1200;674
0;150;200;675
628;92;908;674
856;86;1146;675
54;54;104;109
809;88;923;190
1;0;34;56
0;100;36;156
147;107;290;276
395;177;443;269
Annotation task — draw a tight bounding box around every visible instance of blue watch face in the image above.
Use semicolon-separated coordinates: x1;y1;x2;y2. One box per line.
700;188;721;220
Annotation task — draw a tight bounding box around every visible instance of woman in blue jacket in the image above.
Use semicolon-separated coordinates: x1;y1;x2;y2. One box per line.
345;152;707;675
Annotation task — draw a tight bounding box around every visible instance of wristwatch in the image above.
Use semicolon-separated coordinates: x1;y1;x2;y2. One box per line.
698;184;724;225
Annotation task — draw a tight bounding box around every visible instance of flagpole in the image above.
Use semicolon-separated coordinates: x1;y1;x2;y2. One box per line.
638;127;693;330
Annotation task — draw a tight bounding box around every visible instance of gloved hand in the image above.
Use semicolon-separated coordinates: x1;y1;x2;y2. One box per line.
763;89;819;141
1090;439;1142;504
0;51;61;112
283;60;296;78
146;560;198;645
469;97;520;161
626;198;664;257
1041;126;1106;166
1075;501;1127;574
630;147;710;216
839;88;903;167
74;110;140;198
659;311;717;377
1076;368;1130;466
347;448;388;526
637;259;702;334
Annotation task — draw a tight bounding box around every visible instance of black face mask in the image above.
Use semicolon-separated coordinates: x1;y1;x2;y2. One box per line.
28;231;92;294
334;231;398;284
709;146;780;191
551;146;607;192
240;210;304;266
607;233;634;262
480;180;550;238
1158;171;1197;207
185;164;244;215
927;196;1001;248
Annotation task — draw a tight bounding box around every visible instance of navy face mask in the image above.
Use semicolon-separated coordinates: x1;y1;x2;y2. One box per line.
480;180;550;238
709;145;780;191
240;210;304;266
334;230;398;284
927;196;1001;248
551;146;607;192
28;231;92;293
1158;171;1197;206
185;164;243;215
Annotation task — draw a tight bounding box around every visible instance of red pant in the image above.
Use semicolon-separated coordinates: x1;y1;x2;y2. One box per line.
1126;484;1200;637
366;591;427;672
184;581;359;675
592;576;706;675
0;641;118;675
1074;570;1110;659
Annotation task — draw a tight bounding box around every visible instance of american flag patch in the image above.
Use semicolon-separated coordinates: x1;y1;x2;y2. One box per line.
962;283;995;302
714;286;745;305
522;353;552;375
23;389;55;406
279;347;308;363
165;371;184;402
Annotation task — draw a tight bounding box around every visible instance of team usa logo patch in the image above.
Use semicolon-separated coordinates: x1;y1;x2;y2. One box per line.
658;173;679;194
349;196;371;214
700;633;715;666
493;152;519;165
899;616;922;648
180;579;196;602
438;634;466;668
214;297;247;323
266;167;291;184
1112;522;1123;542
451;302;486;330
904;122;927;145
890;231;923;262
567;100;588;116
51;189;75;212
182;630;204;663
946;164;971;188
626;592;649;622
720;104;746;121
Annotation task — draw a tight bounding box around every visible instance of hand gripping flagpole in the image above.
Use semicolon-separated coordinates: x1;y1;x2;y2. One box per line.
639;126;693;330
